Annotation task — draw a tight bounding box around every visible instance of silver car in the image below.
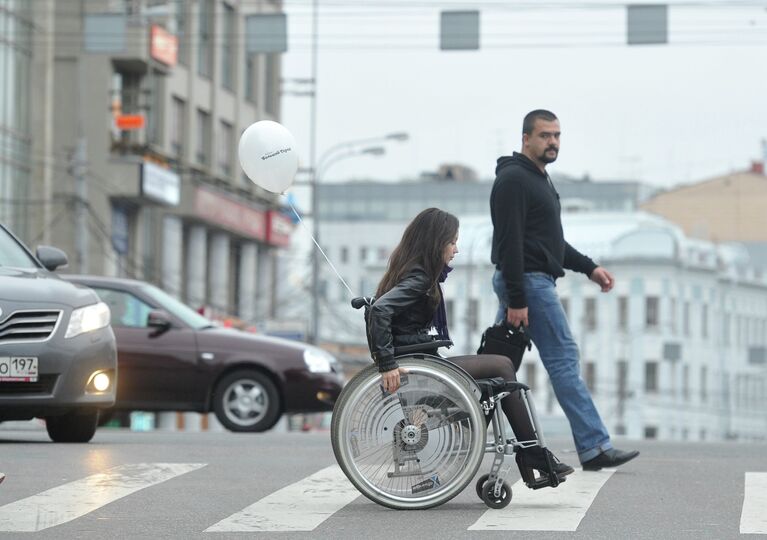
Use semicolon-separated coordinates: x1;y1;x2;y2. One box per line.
0;224;117;442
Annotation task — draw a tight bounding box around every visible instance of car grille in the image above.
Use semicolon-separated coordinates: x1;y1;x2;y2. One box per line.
0;374;58;395
0;310;61;343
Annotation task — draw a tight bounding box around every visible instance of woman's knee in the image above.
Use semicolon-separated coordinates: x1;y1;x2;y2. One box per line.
477;354;517;380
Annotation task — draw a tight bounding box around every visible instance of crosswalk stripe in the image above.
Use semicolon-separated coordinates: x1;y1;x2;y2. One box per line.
740;472;767;534
205;465;360;532
468;468;614;531
0;463;206;532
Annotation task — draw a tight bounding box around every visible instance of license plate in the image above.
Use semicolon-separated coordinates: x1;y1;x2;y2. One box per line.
0;357;39;382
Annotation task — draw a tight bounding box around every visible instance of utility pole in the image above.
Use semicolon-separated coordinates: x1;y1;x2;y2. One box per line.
75;0;89;273
309;0;319;344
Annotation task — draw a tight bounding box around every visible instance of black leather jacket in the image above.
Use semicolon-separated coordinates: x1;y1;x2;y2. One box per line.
368;266;438;372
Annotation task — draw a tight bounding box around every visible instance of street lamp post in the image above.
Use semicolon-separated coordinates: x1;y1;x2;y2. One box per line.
309;133;408;344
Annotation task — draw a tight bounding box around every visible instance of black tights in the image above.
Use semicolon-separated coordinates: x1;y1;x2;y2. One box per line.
448;354;536;443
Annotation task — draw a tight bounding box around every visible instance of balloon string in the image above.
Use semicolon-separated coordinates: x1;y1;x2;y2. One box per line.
284;197;356;299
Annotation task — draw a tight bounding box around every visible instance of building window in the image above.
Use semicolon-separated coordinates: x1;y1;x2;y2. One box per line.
111;71;142;149
682;364;689;401
218;120;233;177
560;297;569;320
359;247;368;263
584;298;597;331
377;247;388;261
683;301;690;336
244;54;258;103
701;304;708;339
445;299;454;325
175;0;188;65
170;96;185;158
265;53;279;116
221;3;235;90
700;366;708;402
644;361;658;393
525;363;536;391
340;246;348;264
644;426;658;439
618;296;628;331
584;362;596;394
198;0;214;78
646;296;659;329
196;108;211;165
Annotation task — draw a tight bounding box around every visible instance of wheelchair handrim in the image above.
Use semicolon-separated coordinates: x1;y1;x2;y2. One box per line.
333;360;486;509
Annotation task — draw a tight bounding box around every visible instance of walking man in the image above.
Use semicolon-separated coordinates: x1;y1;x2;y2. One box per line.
490;109;639;470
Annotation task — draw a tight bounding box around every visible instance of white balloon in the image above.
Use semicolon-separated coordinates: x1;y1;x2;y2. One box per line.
238;121;299;193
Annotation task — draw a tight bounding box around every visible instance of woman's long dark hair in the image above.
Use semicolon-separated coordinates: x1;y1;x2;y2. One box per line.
375;208;459;309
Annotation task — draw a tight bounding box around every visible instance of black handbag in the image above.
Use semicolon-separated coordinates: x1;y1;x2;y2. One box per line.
476;322;532;372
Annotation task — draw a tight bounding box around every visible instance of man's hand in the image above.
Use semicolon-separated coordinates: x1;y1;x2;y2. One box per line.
506;307;529;327
381;367;409;394
590;267;615;292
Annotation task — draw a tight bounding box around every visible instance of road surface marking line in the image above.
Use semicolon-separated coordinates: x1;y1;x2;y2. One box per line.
205;465;360;532
740;472;767;534
0;462;206;532
468;468;614;531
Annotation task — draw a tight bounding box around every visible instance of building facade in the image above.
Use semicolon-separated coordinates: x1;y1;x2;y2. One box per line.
12;0;292;327
641;165;767;270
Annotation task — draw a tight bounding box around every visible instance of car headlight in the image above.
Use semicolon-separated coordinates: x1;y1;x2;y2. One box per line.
303;348;336;373
65;302;111;339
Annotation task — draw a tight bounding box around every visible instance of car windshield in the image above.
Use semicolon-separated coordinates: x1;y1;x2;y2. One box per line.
139;283;215;330
0;226;38;269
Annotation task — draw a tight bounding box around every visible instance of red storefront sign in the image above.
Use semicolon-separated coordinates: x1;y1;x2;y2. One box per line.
150;24;178;66
266;210;293;247
194;187;266;241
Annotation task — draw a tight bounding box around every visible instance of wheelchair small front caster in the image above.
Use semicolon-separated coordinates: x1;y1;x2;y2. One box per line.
481;480;512;509
475;474;490;499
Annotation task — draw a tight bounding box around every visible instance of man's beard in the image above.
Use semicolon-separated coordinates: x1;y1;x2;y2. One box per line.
540;147;558;164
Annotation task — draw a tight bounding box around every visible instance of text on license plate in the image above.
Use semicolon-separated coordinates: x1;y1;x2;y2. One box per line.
0;357;39;382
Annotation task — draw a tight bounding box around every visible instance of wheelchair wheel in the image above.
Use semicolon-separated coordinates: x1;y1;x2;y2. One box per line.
481;480;512;509
331;356;486;510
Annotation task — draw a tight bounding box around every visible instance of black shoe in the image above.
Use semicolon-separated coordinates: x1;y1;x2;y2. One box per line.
516;448;575;478
581;448;639;471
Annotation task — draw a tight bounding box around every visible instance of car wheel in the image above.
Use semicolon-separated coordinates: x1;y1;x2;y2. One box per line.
213;369;281;432
45;409;99;443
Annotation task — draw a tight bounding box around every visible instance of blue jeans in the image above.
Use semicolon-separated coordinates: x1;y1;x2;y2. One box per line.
493;269;612;462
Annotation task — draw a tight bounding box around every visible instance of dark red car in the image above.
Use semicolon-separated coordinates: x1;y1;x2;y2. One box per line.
64;275;344;432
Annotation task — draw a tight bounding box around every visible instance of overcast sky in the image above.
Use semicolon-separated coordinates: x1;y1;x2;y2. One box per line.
279;0;767;190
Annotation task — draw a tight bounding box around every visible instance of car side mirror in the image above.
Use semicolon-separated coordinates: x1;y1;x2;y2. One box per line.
36;246;69;271
147;310;172;334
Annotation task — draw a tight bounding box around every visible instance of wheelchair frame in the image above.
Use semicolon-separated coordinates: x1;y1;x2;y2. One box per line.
331;351;564;511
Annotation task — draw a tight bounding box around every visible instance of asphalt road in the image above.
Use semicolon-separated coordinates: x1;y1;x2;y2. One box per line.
0;425;765;540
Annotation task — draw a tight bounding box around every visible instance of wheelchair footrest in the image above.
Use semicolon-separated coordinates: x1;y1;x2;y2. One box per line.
525;474;566;490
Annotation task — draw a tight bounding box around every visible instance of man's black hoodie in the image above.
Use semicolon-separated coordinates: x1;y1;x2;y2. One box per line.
490;152;597;309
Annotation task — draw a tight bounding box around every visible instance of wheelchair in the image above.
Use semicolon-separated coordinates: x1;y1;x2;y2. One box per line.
330;297;566;510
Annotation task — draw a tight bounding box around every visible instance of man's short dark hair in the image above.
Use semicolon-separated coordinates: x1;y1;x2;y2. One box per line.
523;109;558;135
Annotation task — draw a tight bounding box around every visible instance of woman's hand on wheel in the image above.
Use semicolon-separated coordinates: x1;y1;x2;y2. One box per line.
381;367;409;393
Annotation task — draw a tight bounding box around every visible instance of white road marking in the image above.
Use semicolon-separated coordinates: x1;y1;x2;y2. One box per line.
468;468;614;531
740;472;767;534
205;465;360;532
0;463;206;532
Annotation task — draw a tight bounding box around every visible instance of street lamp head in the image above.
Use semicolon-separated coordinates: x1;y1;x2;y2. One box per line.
361;146;386;156
385;132;409;142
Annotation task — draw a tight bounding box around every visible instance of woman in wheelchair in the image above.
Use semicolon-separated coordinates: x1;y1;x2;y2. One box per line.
369;207;573;481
